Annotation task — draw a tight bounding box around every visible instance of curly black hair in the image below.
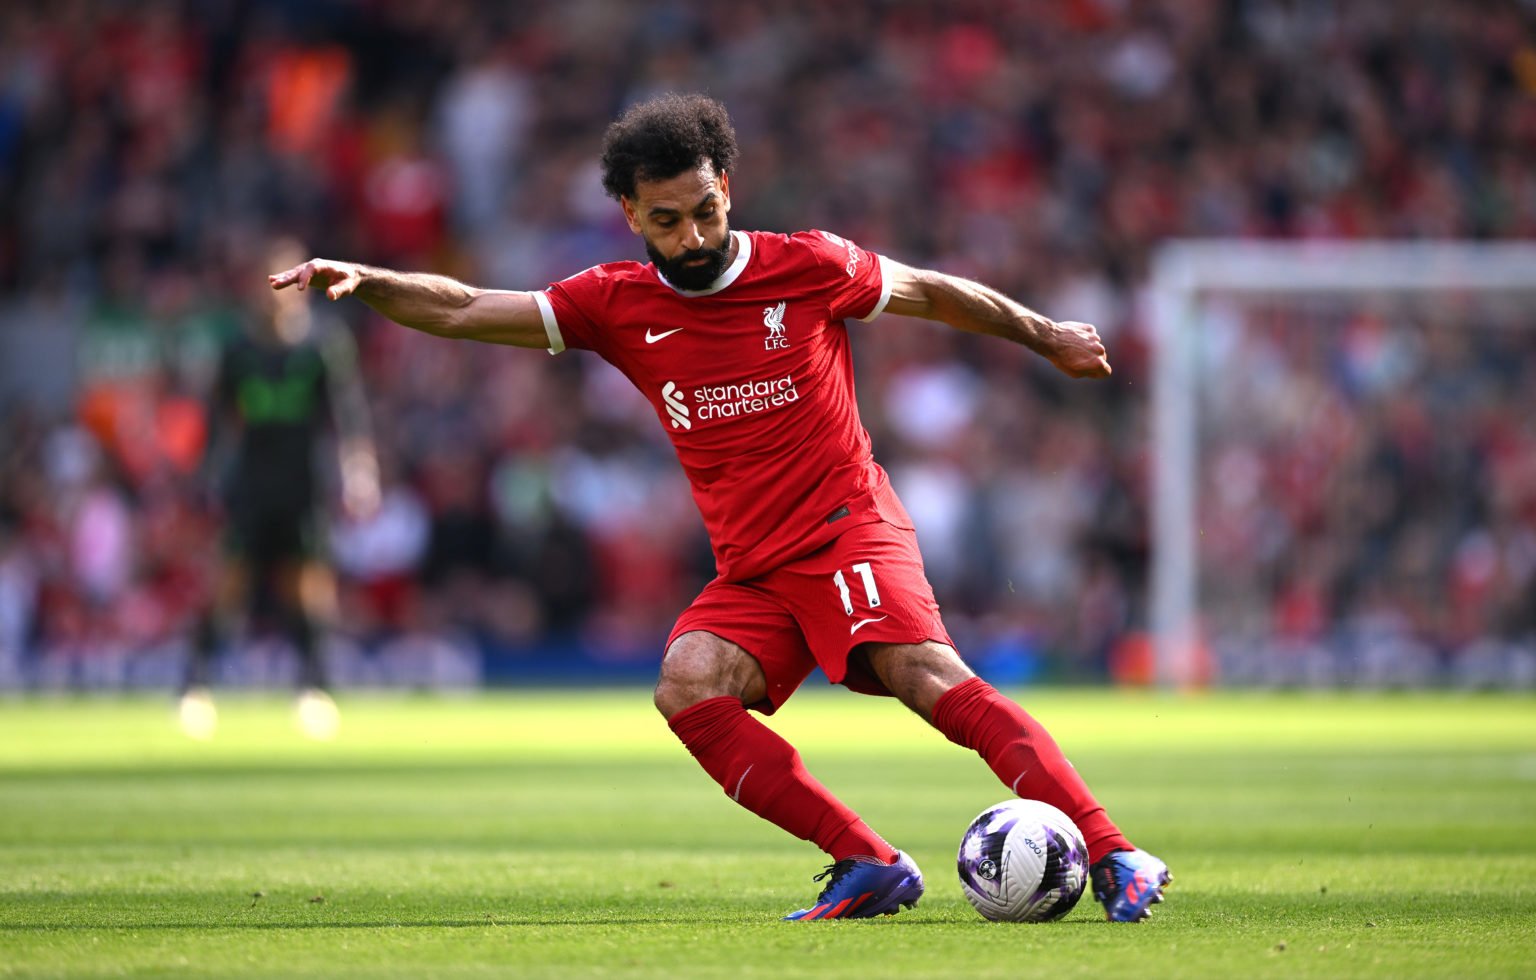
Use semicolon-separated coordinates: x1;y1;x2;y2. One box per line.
599;93;739;201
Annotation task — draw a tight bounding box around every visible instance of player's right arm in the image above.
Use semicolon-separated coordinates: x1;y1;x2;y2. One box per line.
268;259;549;349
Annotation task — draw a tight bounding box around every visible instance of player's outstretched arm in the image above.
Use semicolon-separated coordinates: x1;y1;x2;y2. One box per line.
268;259;549;349
880;260;1111;379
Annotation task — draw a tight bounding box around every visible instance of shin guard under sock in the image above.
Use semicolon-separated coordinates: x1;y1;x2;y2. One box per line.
931;677;1132;863
668;696;897;863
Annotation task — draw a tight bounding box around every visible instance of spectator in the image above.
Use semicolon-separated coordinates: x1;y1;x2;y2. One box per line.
0;0;1532;689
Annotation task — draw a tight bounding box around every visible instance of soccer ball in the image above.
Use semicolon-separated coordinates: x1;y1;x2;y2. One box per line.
956;799;1089;922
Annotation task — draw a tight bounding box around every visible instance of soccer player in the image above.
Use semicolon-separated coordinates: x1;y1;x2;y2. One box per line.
181;237;378;741
269;94;1170;921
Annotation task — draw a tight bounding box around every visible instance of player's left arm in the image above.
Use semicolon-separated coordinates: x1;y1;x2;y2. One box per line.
317;328;380;519
198;344;241;513
879;259;1111;379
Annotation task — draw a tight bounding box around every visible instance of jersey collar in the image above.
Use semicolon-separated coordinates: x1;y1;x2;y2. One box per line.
655;231;751;297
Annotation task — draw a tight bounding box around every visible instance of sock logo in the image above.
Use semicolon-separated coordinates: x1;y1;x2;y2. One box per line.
732;764;754;802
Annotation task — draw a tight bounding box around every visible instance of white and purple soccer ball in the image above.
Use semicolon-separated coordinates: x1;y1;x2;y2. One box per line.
957;799;1089;922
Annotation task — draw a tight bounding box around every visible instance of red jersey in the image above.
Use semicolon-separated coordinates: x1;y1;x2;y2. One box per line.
534;229;914;582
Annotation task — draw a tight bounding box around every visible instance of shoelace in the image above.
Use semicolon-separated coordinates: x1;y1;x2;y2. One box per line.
810;859;859;900
1089;858;1121;901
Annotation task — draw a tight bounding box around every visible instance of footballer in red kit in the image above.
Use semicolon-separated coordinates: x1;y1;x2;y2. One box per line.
270;93;1171;923
541;227;953;711
538;228;902;583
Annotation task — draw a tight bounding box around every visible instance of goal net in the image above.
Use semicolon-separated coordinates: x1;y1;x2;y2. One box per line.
1148;240;1536;689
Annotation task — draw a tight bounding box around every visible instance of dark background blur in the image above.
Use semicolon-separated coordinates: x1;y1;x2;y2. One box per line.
1;0;1533;692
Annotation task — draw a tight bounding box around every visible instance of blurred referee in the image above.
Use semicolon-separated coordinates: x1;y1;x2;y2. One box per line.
179;238;377;740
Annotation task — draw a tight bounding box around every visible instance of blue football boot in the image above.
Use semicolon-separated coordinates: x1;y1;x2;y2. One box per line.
783;852;925;920
1090;848;1172;922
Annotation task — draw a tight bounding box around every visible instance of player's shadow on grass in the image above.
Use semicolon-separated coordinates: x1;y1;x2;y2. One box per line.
0;920;665;930
0;916;1109;930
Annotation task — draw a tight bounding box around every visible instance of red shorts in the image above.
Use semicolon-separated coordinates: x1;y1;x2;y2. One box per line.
667;520;955;714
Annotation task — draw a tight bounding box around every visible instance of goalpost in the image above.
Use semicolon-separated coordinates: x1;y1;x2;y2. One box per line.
1147;240;1536;688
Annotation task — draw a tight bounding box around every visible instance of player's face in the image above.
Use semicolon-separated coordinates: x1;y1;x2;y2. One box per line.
622;163;733;290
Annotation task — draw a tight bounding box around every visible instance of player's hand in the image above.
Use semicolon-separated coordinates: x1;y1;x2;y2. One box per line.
339;444;381;521
341;472;381;522
268;259;364;301
339;443;381;521
1045;320;1112;379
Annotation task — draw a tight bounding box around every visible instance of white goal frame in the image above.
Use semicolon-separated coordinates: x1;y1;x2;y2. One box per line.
1147;240;1536;688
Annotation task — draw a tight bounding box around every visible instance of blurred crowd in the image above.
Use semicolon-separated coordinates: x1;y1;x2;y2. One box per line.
1;0;1534;689
1198;298;1536;687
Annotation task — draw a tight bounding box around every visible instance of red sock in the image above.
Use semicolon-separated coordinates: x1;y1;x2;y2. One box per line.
668;697;897;863
931;677;1132;864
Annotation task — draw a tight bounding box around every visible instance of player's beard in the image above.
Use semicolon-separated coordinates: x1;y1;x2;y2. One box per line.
647;231;733;291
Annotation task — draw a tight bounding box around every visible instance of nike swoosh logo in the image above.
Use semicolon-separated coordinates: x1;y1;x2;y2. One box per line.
849;616;888;636
645;327;684;344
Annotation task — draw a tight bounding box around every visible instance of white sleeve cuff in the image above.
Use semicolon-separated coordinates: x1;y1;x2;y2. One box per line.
857;254;894;322
532;290;565;354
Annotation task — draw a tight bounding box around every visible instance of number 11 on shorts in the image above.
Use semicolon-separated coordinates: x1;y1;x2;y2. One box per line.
833;561;881;615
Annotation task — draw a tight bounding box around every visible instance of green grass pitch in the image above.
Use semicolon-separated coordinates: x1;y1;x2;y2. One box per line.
1;688;1532;978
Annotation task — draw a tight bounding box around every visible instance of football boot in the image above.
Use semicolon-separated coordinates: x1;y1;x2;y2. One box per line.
783;851;924;921
1090;848;1171;922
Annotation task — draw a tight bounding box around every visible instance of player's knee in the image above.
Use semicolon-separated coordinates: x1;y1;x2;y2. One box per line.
864;640;975;720
295;562;337;618
653;632;762;718
654;638;720;717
